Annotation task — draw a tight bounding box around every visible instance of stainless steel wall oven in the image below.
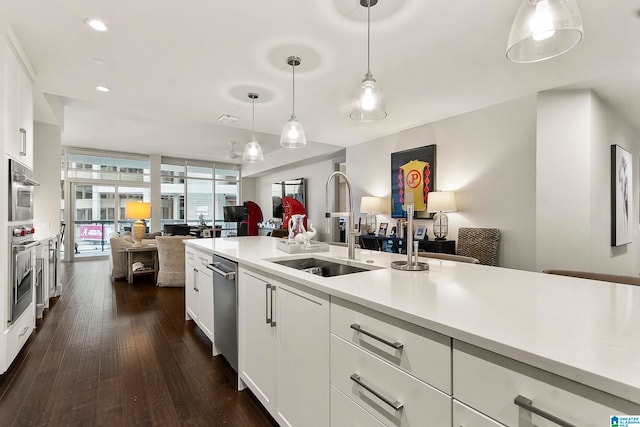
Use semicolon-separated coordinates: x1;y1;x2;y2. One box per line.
8;159;39;222
9;225;38;325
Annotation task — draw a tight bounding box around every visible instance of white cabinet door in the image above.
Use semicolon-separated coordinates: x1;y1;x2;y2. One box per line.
185;248;198;322
238;269;277;413
3;41;32;166
276;281;330;427
196;264;213;340
239;267;331;426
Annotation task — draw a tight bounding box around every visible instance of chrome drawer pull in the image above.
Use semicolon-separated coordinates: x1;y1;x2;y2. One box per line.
350;373;403;411
19;128;26;156
265;284;272;325
18;326;29;338
350;323;403;350
514;395;576;427
270;286;276;327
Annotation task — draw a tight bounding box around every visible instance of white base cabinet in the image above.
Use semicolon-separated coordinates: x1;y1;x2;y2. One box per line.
331;334;451;427
453;340;640;427
184;247;214;346
2;303;35;372
238;267;330;427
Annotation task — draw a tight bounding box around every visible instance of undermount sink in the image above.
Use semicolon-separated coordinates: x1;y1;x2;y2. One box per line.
271;257;379;277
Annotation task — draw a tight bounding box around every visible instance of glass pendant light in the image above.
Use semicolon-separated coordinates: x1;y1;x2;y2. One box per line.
243;92;264;163
506;0;583;63
280;56;307;148
350;0;387;122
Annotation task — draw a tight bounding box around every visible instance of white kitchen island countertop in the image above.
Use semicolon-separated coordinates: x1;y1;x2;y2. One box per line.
186;236;640;405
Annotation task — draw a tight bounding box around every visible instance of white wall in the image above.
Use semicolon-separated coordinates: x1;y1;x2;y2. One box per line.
537;90;640;275
33;122;62;236
347;95;538;271
252;159;337;242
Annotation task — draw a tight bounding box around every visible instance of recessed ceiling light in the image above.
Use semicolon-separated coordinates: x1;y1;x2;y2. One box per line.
95;86;110;92
85;18;110;32
92;57;108;65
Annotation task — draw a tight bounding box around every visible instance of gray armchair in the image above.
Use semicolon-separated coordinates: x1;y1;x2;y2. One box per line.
156;235;195;287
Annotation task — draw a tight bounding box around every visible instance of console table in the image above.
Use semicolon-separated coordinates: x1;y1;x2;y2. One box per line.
359;235;455;255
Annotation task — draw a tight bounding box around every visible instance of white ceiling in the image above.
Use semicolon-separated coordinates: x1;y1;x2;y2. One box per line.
1;0;639;174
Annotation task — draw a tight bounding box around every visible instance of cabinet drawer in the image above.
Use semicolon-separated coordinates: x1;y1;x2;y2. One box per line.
453;400;505;427
331;334;451;427
453;340;640;427
331;385;385;426
5;304;35;369
331;297;451;393
194;250;212;268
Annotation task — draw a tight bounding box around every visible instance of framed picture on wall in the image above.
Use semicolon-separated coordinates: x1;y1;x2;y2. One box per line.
611;144;632;246
391;145;436;218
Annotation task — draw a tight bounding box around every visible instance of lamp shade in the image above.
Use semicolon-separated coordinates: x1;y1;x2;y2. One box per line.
125;201;151;219
280;116;307;148
427;192;457;213
243;138;264;163
360;196;382;213
506;0;583;63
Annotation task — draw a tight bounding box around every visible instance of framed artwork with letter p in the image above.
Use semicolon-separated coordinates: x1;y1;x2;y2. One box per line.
391;145;436;218
611;144;632;246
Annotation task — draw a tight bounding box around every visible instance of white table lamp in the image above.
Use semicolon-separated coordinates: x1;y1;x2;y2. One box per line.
427;192;456;240
125;201;151;246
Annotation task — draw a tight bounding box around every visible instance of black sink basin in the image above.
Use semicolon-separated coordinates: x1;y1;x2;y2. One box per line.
272;257;373;277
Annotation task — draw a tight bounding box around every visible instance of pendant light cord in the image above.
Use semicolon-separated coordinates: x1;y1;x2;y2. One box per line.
367;0;371;75
292;63;296;116
251;96;255;139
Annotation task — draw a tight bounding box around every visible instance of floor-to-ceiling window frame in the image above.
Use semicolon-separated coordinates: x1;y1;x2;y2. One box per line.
61;148;242;262
61;148;151;262
161;157;241;237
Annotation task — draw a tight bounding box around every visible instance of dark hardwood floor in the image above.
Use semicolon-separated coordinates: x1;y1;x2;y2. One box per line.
0;259;277;427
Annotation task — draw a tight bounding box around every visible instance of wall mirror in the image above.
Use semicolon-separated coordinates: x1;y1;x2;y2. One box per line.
272;178;306;220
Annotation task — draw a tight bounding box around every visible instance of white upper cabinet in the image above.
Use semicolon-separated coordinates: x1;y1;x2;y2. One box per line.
1;30;34;167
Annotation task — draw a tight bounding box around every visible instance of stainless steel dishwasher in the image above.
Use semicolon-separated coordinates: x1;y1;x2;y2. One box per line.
207;255;238;373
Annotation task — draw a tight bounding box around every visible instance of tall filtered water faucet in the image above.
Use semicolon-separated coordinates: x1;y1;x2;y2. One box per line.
391;202;430;271
325;171;358;260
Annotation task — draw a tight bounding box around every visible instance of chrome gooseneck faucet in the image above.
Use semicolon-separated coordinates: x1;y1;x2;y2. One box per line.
325;171;358;260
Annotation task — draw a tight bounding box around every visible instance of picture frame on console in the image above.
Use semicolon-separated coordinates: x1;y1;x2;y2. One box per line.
378;222;388;236
414;225;427;240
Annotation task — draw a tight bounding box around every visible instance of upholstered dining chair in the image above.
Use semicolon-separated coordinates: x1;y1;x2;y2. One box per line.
418;252;480;264
456;227;501;266
156;235;195;287
543;269;640;286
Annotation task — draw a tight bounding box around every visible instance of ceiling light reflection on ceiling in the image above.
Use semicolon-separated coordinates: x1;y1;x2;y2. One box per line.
95;86;110;92
85;18;110;32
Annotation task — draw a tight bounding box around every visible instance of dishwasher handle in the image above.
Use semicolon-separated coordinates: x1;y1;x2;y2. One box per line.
207;262;236;280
